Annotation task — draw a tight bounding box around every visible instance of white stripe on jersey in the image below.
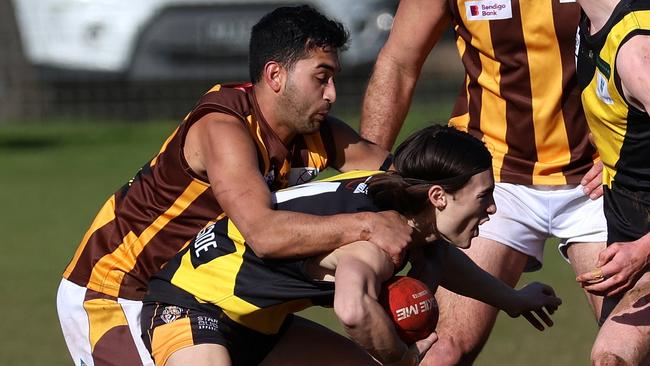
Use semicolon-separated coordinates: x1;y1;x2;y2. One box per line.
272;182;341;204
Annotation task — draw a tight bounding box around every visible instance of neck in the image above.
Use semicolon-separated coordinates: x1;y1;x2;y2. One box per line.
253;83;295;144
578;0;619;34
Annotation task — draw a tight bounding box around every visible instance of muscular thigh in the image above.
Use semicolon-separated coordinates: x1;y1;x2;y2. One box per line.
566;242;606;320
261;316;379;366
593;271;650;365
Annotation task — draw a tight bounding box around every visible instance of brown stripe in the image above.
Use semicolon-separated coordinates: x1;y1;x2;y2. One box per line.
453;15;484;139
67;142;195;289
118;189;220;299
489;1;535;184
553;3;596;182
93;325;144;366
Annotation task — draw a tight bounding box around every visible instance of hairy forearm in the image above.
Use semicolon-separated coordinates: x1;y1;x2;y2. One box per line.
243;211;373;259
360;56;421;150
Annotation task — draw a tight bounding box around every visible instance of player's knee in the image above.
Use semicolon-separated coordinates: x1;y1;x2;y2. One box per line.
591;350;630;366
424;335;479;366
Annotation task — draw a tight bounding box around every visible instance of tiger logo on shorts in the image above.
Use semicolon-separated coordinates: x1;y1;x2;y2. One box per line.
161;306;182;324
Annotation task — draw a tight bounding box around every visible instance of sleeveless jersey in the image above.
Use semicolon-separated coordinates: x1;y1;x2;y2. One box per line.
145;171;382;335
448;0;596;185
63;83;336;300
577;0;650;190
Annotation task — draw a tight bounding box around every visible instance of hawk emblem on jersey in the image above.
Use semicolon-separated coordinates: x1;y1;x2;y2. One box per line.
161;306;182;324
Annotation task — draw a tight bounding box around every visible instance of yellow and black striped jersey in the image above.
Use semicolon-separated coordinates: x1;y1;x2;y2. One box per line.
577;0;650;190
63;83;337;300
448;0;596;185
145;171;382;335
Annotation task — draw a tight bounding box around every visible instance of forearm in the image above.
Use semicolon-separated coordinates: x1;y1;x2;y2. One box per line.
439;245;521;313
360;57;420;150
243;211;375;259
334;255;409;365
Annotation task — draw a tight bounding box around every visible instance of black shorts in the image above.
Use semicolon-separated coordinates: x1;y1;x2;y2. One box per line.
599;182;650;324
141;301;293;366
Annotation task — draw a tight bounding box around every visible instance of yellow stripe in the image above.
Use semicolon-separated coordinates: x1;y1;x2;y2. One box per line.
83;298;129;351
317;170;382;182
87;181;209;296
302;134;328;169
462;18;508;183
64;195;117;277
520;3;570;184
152;317;194;366
206;84;222;94
151;127;180;168
248;115;270;172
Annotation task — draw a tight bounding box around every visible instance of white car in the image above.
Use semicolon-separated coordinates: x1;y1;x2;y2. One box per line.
11;0;396;82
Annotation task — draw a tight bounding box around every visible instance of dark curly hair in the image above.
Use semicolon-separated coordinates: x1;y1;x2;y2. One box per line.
249;5;349;83
367;125;492;215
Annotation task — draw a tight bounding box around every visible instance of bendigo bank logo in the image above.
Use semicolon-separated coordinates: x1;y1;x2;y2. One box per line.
465;0;512;20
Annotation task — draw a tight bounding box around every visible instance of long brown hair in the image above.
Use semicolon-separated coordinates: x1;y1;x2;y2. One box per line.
368;125;492;215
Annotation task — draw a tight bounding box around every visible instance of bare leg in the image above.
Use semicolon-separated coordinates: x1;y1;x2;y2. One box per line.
420;237;528;366
261;316;379;366
591;271;650;366
166;344;231;366
566;242;606;320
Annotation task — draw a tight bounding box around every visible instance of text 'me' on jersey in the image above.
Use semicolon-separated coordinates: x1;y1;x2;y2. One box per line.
63;83;336;300
448;0;597;185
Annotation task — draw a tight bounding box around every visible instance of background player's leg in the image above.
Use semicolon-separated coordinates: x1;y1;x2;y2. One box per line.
166;344;231;366
590;272;650;365
420;237;528;366
261;316;379;366
566;242;606;320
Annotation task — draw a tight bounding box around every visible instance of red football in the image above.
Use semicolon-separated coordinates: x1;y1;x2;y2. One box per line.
379;276;438;344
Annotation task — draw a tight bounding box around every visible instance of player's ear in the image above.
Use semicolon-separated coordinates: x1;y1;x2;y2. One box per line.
428;185;446;209
263;61;285;93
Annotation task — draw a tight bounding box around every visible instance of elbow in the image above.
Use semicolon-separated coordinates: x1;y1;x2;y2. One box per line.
244;232;274;259
334;295;369;330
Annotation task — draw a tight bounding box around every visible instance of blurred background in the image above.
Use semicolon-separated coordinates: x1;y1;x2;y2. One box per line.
1;0;597;364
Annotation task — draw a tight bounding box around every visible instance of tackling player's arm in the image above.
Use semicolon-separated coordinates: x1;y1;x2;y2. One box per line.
185;113;412;260
360;0;450;150
327;116;394;172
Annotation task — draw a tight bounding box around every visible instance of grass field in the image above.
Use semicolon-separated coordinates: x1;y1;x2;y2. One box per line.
0;102;598;365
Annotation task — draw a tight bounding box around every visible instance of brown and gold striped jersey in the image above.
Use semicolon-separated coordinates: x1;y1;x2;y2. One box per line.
63;83;336;300
577;0;650;190
448;0;597;185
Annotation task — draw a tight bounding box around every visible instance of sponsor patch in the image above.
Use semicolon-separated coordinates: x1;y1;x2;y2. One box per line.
596;72;614;105
465;0;512;21
197;315;219;332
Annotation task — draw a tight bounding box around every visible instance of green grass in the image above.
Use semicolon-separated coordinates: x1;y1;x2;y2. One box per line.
0;108;597;365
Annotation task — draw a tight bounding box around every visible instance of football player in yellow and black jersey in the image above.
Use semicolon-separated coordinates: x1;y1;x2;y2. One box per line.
141;125;562;366
361;1;607;364
575;0;650;364
56;6;414;366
